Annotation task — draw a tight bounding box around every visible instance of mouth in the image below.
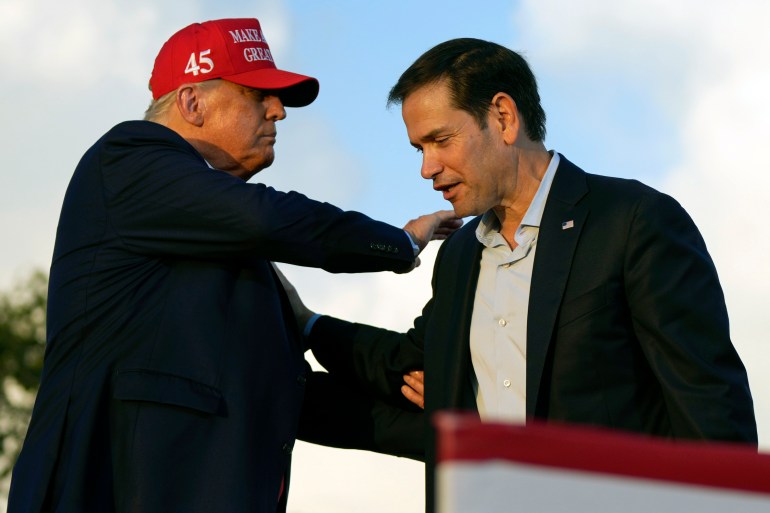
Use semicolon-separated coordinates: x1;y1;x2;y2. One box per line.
434;182;459;201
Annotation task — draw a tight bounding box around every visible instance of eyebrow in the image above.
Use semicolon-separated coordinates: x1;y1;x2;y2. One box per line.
411;127;449;150
413;127;450;146
237;84;265;100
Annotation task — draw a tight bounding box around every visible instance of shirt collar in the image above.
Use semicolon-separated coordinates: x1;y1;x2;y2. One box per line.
476;151;561;244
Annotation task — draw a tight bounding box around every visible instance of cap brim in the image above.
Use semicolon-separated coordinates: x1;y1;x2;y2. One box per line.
223;68;319;107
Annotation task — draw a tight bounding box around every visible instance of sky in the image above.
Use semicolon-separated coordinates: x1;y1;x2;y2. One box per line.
1;0;769;511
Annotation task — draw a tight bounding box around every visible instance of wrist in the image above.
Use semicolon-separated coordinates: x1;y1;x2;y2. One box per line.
403;230;421;256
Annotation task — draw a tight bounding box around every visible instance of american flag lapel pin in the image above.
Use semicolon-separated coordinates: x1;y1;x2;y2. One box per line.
562;220;574;230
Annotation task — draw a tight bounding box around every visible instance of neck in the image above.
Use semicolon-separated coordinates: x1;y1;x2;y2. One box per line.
161;117;251;181
494;146;551;246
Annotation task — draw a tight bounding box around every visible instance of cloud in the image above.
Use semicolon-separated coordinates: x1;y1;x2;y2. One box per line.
0;0;165;88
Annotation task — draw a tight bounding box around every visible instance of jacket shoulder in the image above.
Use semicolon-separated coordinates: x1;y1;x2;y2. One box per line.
441;216;481;251
583;173;690;223
557;156;658;200
98;120;197;153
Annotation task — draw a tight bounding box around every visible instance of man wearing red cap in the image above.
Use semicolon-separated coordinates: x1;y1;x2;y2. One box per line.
7;18;459;513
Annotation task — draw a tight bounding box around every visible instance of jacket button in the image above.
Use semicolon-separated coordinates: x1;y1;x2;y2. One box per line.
282;443;293;455
296;374;307;386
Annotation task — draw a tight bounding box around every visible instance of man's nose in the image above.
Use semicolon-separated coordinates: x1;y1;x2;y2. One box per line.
265;95;286;121
420;152;441;180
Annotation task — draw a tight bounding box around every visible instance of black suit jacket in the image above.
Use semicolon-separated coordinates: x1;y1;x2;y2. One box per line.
310;155;757;512
8;120;415;513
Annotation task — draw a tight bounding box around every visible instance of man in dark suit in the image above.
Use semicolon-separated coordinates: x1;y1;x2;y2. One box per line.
7;18;459;513
293;38;758;512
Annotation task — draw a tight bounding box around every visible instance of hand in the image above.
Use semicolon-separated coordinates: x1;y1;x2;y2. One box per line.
272;264;316;338
403;210;463;254
401;370;425;409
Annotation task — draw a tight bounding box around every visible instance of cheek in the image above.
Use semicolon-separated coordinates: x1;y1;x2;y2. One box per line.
231;121;260;150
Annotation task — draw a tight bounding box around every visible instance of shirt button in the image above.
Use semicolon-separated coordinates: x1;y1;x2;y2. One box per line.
498;319;507;327
503;379;511;388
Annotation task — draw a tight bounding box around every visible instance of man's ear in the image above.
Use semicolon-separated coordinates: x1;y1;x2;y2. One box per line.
490;92;520;145
176;85;205;127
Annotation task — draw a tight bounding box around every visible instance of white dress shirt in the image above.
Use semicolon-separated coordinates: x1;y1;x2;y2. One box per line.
469;152;560;423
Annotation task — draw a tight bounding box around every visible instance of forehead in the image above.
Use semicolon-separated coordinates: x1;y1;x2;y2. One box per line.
402;80;453;117
401;80;471;139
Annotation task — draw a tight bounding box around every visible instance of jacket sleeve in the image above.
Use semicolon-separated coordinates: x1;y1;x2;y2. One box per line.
308;311;428;411
93;123;414;273
308;233;454;409
625;191;757;443
297;368;425;460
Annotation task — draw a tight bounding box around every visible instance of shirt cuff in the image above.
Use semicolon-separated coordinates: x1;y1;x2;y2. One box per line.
404;230;420;256
303;313;322;338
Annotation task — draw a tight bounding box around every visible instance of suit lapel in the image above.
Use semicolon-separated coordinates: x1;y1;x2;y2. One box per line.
526;156;589;416
434;219;483;410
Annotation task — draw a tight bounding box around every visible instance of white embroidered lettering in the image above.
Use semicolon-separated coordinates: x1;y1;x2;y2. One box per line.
184;49;214;76
243;47;274;63
230;28;267;44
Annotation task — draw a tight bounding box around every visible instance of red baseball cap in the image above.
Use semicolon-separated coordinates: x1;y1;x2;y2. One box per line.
149;18;319;107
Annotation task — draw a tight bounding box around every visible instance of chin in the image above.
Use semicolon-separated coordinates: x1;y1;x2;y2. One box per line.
247;157;275;177
450;202;472;219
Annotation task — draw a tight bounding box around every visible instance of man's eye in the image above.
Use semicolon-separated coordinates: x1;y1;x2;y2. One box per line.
248;90;265;102
435;137;449;144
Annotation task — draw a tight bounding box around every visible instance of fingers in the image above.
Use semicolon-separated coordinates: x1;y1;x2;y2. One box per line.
401;385;425;409
403;210;463;251
401;370;425;409
404;370;424;391
431;217;464;240
440;216;464;228
434;209;459;221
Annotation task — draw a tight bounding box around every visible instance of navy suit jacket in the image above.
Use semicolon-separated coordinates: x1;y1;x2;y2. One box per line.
310;155;757;513
8;120;415;513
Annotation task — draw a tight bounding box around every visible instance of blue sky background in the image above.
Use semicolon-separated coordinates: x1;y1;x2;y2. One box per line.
1;1;769;511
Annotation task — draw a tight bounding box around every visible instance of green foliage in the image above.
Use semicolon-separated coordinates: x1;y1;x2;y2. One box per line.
0;270;47;482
